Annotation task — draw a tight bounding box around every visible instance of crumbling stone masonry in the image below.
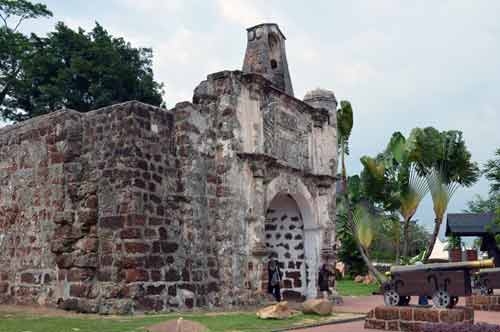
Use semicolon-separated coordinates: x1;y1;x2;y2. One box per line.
0;23;337;313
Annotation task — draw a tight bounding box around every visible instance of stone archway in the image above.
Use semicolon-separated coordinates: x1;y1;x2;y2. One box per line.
265;194;306;300
263;175;321;300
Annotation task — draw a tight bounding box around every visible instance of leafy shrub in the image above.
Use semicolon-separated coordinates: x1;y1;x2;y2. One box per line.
421;322;500;332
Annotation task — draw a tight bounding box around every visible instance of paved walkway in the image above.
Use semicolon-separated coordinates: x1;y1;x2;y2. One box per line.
296;295;500;332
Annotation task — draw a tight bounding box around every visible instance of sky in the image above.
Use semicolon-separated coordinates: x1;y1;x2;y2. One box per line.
9;0;500;243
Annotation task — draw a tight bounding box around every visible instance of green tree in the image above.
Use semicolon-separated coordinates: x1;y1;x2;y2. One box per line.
336;101;386;282
2;21;164;121
337;176;366;276
415;128;480;262
380;216;401;262
484;148;500;194
0;0;51;30
337;175;387;282
406;221;431;258
482;148;500;242
337;100;353;190
360;131;428;262
464;194;497;214
336;229;366;277
0;0;52;107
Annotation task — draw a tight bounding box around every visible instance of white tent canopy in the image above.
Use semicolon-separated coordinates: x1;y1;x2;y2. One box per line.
429;237;449;260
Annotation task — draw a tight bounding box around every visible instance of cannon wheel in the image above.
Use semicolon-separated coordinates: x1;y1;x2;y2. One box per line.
384;289;400;306
432;289;451;308
479;286;493;296
450;296;459;308
398;296;411;306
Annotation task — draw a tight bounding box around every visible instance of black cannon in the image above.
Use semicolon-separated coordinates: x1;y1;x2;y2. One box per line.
474;267;500;295
383;259;494;308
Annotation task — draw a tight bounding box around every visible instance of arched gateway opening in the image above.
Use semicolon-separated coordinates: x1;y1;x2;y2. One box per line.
264;193;314;300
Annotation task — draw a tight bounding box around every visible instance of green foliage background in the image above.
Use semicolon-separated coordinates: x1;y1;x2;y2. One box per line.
1;1;164;122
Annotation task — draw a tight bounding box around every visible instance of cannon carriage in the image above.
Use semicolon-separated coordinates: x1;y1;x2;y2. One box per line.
474;267;500;295
383;259;494;308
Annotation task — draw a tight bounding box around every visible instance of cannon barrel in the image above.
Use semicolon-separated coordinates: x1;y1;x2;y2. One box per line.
478;267;500;274
390;259;494;274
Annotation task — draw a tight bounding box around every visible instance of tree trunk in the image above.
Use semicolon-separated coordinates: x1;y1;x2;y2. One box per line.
346;199;386;284
340;144;347;193
423;217;441;262
395;240;400;264
339;149;385;283
357;241;386;283
402;215;412;259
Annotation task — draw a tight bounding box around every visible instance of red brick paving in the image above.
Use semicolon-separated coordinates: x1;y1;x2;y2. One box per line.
296;295;500;332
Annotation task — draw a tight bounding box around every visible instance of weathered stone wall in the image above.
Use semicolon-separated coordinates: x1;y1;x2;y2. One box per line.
189;70;337;303
0;102;189;313
173;101;222;308
0;111;81;305
79;102;179;313
0;67;336;312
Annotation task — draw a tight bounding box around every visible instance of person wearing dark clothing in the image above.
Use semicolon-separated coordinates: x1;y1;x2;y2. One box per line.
267;259;283;302
318;264;333;298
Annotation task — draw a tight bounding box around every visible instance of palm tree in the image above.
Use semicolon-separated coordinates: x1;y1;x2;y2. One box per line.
484;148;500;194
417;129;480;262
350;205;386;282
336;100;387;282
399;165;429;259
360;131;429;262
386;132;430;260
483;148;500;233
422;169;458;261
337;100;353;192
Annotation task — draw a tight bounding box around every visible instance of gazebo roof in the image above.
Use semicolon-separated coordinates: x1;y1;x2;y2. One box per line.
445;213;498;236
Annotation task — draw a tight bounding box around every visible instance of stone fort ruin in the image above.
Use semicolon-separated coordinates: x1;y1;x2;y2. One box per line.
0;23;337;313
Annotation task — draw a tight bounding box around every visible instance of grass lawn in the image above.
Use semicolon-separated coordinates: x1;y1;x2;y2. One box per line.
0;311;336;332
336;279;380;296
0;282;377;332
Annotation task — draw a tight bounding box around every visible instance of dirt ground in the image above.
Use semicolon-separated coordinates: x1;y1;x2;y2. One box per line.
0;304;93;318
0;301;361;320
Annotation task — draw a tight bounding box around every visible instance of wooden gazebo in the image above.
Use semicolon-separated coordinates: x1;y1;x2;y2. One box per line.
446;213;499;266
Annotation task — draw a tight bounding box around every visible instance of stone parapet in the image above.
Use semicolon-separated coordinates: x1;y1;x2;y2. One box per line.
364;305;474;331
466;295;500;311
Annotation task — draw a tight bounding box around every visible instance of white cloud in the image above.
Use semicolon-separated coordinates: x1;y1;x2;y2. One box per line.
119;0;183;14
215;0;289;28
216;0;265;27
334;62;379;88
157;27;197;66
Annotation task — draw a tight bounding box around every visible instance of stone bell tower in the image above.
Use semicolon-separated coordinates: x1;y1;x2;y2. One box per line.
242;23;294;96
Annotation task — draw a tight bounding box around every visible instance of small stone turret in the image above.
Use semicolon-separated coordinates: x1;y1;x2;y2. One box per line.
303;88;337;127
242;23;294;96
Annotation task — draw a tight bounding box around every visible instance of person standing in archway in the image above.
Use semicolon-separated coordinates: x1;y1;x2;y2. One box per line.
268;258;283;302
